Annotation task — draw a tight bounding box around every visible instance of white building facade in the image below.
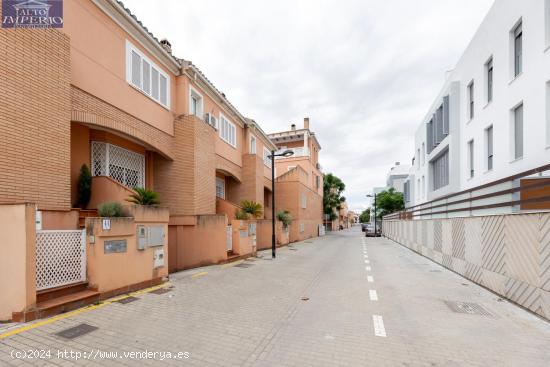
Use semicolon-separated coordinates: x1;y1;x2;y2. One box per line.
407;0;550;208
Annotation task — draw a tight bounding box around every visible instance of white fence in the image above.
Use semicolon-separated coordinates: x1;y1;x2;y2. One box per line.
36;230;86;291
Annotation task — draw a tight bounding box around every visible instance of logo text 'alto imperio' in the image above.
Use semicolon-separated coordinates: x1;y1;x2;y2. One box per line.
2;0;63;28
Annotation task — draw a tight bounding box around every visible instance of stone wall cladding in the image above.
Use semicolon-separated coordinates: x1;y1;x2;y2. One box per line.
383;214;550;321
71;87;174;159
0;29;71;210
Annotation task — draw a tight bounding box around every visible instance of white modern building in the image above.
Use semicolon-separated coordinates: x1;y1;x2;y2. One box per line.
386;162;411;193
405;0;550;208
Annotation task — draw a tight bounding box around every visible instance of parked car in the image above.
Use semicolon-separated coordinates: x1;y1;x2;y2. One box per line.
364;223;381;237
361;223;369;232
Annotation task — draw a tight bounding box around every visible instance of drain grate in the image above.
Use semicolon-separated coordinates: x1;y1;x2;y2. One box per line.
116;296;139;304
56;323;98;339
444;301;493;316
235;263;253;268
150;288;171;295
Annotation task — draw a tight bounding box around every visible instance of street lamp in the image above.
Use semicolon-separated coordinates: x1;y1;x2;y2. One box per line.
366;193;377;236
270;149;294;259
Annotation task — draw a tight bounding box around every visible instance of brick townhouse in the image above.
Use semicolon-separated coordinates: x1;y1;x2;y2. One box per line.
0;0;291;321
269;119;325;242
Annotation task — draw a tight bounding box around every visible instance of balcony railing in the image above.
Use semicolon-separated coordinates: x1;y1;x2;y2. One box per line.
275;147;309;159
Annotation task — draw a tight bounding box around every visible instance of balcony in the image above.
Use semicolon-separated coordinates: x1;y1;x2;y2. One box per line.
275;147;309;159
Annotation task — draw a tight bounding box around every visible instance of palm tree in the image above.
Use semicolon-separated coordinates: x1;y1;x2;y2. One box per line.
240;200;263;218
126;187;160;205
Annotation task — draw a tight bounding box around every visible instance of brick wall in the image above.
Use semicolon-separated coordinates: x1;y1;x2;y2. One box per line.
0;29;71;210
71;87;174;159
154;116;216;215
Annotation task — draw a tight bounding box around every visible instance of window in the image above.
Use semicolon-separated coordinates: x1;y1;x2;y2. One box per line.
427;119;434;154
422;143;425;165
250;135;256;154
486;126;494;171
301;194;307;209
513;22;522;77
417;178;421;198
432;150;449;191
91;141;145;189
215;177;225;199
316;175;320;189
263;147;272;168
468;81;474;120
189;87;204;118
299;223;305;233
417;149;420;169
219;114;236;147
126;40;170;108
486;58;493;103
513;104;523;159
467;140;474;178
403;181;410;203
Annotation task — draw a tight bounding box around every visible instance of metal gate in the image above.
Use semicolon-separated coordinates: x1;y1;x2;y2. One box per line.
226;225;233;251
35;230;86;291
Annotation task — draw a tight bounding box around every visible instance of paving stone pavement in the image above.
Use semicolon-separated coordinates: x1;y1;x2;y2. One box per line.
1;227;550;366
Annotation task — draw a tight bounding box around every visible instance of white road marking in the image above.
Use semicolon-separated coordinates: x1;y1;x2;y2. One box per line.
365;266;371;271
365;260;370;264
363;254;368;258
367;275;374;282
373;315;386;337
369;290;378;301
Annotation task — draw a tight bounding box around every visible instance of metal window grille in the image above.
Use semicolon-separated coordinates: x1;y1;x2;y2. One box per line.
36;230;86;291
216;177;225;199
432;150;449;191
91;141;145;188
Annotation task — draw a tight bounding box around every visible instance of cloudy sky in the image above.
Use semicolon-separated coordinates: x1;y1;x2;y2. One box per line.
124;0;494;212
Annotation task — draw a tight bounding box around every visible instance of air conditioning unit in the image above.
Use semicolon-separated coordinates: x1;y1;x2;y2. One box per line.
204;113;217;128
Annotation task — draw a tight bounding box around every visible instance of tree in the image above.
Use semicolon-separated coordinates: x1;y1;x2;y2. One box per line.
77;164;92;209
375;188;404;218
359;209;370;223
323;173;346;220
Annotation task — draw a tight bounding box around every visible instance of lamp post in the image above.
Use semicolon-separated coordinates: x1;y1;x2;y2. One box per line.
366;193;377;236
270;149;294;258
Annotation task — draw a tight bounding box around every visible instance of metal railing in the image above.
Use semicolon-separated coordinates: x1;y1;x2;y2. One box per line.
384;163;550;220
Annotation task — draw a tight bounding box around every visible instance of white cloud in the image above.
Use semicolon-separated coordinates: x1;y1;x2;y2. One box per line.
122;0;494;213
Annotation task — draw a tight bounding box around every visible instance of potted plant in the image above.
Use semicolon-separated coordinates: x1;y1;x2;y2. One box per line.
276;210;293;231
126;187;160;205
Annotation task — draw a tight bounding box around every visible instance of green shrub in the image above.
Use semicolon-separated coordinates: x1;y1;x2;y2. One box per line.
235;209;249;220
98;202;124;217
77;164;92;208
276;210;293;227
240;200;263;218
126;187;160;205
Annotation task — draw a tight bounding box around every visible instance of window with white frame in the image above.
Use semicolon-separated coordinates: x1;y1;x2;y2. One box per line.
126;40;170;108
299;223;305;233
467;139;474;178
301;194;307;209
513;21;522;77
263;147;272;168
486;125;494;170
91;141;145;188
467;81;474;120
219;114;236;147
189;87;204;119
486;57;493;103
513;103;523;159
250;135;257;154
216;177;225;199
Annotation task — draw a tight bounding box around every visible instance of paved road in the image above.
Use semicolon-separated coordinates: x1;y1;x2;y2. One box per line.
1;227;550;366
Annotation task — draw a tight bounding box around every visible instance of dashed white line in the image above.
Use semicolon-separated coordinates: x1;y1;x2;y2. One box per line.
369;290;378;301
373;315;386;337
365;260;370;264
367;275;374;282
365;266;372;271
363;254;368;258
